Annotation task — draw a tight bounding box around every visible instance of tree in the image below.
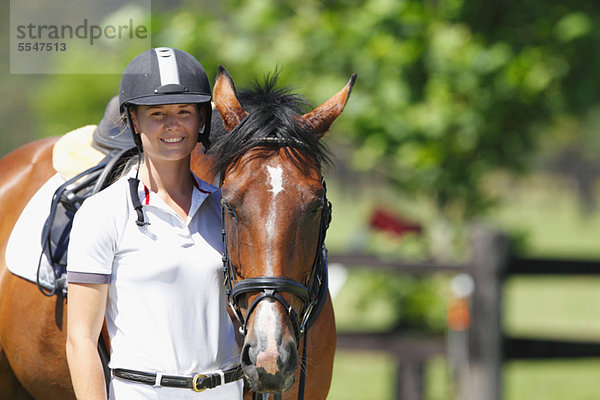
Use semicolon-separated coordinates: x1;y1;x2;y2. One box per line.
31;0;600;224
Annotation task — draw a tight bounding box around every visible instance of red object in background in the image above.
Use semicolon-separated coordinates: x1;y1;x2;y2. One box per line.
369;208;423;237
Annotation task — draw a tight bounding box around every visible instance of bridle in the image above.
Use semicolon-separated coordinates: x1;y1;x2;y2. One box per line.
221;178;331;342
219;139;331;400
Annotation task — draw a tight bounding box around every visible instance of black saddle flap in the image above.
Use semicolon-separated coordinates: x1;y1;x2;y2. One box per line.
40;147;137;278
41;164;105;273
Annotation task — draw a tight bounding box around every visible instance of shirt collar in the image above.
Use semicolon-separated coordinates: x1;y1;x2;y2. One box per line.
129;170;219;225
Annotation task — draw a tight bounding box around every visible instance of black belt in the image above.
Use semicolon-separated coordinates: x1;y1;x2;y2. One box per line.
112;365;243;392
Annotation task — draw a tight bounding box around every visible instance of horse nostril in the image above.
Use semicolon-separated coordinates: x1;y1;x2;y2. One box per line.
283;341;298;375
241;343;253;367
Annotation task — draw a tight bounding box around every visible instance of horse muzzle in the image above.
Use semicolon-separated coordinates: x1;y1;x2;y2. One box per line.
241;299;299;393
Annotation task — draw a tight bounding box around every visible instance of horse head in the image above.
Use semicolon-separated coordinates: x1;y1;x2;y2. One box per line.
211;66;355;395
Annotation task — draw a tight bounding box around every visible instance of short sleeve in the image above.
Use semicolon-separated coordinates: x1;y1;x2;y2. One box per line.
67;194;120;284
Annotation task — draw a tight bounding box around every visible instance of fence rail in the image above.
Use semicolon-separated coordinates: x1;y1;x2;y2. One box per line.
508;257;600;275
329;253;465;275
336;331;446;359
504;338;600;359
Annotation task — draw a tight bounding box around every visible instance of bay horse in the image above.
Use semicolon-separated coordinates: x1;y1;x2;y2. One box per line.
206;66;355;399
0;69;354;399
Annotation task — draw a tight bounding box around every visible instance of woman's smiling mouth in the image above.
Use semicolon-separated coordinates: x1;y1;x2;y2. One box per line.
161;137;184;144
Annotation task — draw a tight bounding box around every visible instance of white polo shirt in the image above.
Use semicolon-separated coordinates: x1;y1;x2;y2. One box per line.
67;172;242;399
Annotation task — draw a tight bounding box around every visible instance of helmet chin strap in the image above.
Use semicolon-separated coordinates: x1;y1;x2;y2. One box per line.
122;105;149;226
128;146;149;227
198;102;211;153
199;126;210;153
125;106;143;152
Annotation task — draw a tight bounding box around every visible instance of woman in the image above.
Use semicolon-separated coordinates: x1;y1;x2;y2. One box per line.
66;48;243;399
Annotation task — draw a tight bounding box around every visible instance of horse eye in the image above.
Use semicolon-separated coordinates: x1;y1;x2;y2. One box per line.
309;202;323;215
224;203;240;221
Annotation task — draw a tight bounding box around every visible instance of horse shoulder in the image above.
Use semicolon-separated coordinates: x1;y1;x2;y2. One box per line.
303;295;336;400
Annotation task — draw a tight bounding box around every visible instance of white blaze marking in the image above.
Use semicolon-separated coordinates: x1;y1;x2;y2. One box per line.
254;301;281;373
267;166;284;196
265;165;285;275
256;301;279;346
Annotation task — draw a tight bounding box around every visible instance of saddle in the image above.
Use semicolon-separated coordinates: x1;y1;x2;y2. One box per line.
36;112;139;387
39;145;137;299
39;95;136;299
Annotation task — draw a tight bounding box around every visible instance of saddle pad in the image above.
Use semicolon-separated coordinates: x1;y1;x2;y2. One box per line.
53;125;105;181
5;173;65;286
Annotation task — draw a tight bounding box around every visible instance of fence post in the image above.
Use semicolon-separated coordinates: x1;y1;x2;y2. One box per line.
396;358;424;400
468;225;509;400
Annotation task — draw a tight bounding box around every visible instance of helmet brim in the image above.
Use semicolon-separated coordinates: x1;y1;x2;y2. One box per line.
125;93;211;107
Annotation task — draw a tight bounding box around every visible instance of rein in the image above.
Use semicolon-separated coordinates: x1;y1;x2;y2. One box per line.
219;139;331;400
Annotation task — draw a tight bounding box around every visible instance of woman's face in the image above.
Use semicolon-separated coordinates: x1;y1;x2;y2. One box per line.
131;103;204;163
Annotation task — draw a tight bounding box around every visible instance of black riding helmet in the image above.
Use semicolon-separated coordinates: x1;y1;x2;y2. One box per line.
119;47;212;152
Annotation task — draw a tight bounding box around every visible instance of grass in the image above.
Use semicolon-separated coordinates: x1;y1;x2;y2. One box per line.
486;173;600;259
324;172;600;399
329;352;397;400
503;359;600;400
504;275;600;341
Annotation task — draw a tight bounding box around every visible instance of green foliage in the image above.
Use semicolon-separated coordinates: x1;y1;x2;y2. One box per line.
29;0;600;223
335;269;449;333
31;7;151;136
363;272;449;332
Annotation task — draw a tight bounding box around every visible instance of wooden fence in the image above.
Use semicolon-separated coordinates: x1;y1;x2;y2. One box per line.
330;226;600;400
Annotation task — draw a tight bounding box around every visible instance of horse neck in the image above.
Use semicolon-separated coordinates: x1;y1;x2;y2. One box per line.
190;145;219;185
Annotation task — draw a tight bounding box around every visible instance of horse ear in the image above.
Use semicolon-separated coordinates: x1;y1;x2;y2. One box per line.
213;65;249;132
299;73;357;138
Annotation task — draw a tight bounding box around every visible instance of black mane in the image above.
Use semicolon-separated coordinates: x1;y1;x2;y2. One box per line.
209;72;332;176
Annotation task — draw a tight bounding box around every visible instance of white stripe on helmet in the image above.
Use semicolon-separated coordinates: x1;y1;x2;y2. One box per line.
154;47;181;86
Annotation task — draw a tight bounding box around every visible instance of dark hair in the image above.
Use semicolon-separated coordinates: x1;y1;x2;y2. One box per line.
209;72;332;176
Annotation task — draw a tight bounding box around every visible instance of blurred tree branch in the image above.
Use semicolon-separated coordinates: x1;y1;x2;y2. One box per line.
26;0;600;222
